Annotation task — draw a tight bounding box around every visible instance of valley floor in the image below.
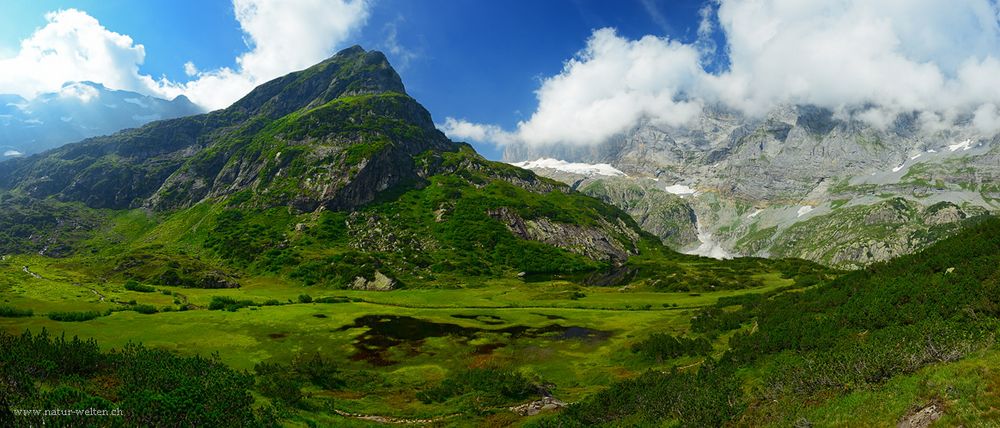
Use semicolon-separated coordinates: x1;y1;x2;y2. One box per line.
0;253;790;425
4;251;999;427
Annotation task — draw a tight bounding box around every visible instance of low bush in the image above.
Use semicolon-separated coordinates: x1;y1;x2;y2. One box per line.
47;311;106;322
124;280;155;293
0;305;33;318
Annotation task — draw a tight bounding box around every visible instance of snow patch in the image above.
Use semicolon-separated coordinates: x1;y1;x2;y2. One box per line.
948;139;973;152
910;153;922;160
664;184;696;196
511;158;626;177
747;209;762;219
892;164;905;172
927;149;937;153
797;206;814;217
3;150;23;157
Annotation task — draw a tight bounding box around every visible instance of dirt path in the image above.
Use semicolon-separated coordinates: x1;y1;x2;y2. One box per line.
333;409;459;425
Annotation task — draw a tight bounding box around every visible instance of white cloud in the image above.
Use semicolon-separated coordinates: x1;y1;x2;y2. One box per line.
58;82;100;103
159;0;372;109
973;103;1000;134
479;28;706;147
468;0;1000;148
381;19;417;70
0;9;151;99
437;117;517;146
0;1;371;111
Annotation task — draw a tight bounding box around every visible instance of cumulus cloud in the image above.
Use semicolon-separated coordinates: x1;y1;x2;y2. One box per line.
0;0;370;111
0;10;153;99
438;117;518;146
183;61;198;77
159;0;372;109
445;0;1000;147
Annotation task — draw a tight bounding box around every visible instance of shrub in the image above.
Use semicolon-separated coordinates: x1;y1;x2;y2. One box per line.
207;296;257;312
0;305;33;318
124;280;155;293
313;296;349;304
297;294;313;304
631;333;712;362
48;311;105;322
132;304;158;314
418;368;536;408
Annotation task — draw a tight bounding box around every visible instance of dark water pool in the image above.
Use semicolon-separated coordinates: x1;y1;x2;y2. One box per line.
334;314;610;366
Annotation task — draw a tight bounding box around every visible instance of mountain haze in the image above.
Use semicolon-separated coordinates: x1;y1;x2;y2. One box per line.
0;82;201;156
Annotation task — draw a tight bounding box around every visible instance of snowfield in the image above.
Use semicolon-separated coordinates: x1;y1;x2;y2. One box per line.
948;139;973;152
510;158;626;177
664;184;697;195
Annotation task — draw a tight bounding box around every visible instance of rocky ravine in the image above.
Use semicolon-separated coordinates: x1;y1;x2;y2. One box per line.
506;105;999;269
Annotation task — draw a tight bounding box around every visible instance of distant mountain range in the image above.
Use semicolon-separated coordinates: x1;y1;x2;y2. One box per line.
0;82;202;157
506;105;999;268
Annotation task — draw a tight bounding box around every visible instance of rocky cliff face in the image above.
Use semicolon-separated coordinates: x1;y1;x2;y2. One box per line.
507;105;998;268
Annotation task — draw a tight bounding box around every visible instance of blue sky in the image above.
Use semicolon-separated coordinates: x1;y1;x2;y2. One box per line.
0;0;717;159
4;1;1000;160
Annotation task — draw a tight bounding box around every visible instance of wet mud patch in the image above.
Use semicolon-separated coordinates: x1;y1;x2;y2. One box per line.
335;315;611;366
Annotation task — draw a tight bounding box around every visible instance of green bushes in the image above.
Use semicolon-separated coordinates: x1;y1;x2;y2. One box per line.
124;280;155;293
289;252;380;287
253;353;356;407
631;333;712;362
550;218;1000;426
545;361;744;427
297;294;313;303
0;329;258;426
47;310;106;322
131;304;158;314
208;296;258;312
0;305;33;317
418;368;537;409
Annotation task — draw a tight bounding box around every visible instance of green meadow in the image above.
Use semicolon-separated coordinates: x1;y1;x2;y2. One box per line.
0;250;799;424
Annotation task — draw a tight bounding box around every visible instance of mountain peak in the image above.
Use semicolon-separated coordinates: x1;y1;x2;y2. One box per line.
228;45;406;119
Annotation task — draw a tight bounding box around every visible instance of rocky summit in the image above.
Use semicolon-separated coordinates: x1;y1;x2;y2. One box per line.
506;104;999;268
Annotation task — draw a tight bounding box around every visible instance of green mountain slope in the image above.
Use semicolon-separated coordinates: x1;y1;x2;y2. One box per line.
543;216;1000;426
